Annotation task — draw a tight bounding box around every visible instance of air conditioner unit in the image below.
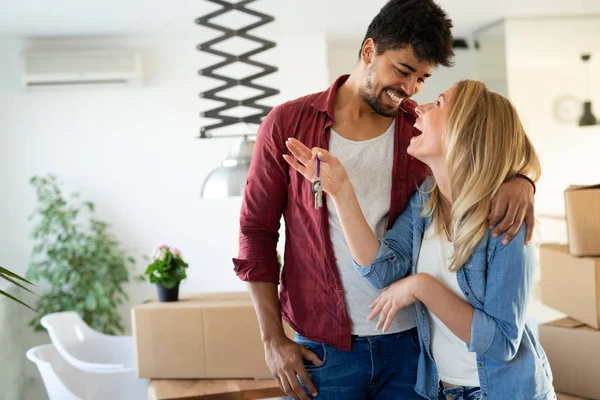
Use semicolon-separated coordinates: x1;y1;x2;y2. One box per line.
20;50;143;88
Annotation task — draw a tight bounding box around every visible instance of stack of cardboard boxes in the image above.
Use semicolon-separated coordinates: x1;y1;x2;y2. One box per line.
539;185;600;400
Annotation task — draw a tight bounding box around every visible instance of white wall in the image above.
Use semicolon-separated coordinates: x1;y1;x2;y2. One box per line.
474;22;508;98
0;32;329;334
505;17;600;226
327;38;360;85
0;287;47;399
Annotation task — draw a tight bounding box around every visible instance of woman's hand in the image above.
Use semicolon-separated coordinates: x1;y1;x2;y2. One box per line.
283;138;350;197
371;273;475;343
368;275;422;332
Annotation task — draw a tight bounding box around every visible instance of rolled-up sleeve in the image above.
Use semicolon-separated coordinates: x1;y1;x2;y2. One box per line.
353;239;409;290
468;225;535;363
233;106;287;284
468;308;498;355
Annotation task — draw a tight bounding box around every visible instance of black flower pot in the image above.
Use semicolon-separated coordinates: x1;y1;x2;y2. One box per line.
156;282;180;302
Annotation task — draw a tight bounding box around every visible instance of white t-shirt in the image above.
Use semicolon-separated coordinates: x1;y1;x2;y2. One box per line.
327;121;416;336
416;225;480;386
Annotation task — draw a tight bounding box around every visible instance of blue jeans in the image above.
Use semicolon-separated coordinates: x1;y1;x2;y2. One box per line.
438;385;482;400
293;328;421;400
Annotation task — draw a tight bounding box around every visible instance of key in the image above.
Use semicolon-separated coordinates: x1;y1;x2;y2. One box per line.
312;156;323;210
313;180;323;209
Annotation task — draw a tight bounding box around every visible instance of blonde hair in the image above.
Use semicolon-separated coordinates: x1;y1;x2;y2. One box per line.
422;80;541;271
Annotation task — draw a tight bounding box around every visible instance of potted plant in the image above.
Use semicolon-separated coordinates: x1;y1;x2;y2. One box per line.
26;174;136;334
145;245;189;302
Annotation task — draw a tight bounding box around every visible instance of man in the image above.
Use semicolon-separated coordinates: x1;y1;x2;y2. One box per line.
233;1;536;399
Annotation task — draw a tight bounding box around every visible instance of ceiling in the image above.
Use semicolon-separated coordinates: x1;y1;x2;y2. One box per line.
1;0;600;39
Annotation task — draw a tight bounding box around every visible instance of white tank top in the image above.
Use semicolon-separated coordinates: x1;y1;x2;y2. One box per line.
416;225;480;387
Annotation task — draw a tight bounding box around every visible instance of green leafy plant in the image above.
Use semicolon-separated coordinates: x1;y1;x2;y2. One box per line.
0;266;37;311
26;174;136;334
145;245;188;288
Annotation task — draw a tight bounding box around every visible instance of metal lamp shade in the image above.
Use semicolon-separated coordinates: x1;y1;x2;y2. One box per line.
578;54;598;127
579;101;598;127
200;139;255;199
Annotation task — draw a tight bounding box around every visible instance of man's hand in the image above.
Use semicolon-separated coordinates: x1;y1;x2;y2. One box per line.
488;177;535;246
264;336;321;400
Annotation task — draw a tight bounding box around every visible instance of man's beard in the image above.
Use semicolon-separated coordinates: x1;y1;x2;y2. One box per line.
360;70;409;118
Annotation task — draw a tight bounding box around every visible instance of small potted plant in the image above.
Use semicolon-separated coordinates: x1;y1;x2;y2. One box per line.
145;244;189;302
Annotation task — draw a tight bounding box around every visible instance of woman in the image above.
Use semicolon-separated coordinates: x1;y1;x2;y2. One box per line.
283;80;554;400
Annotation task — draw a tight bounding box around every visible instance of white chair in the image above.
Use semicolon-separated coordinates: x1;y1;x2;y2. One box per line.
40;311;135;371
27;344;148;400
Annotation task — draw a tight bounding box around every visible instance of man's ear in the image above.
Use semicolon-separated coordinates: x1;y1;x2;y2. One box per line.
361;38;376;66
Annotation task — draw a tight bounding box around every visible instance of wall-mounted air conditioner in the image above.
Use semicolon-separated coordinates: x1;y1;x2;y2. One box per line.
20;50;143;89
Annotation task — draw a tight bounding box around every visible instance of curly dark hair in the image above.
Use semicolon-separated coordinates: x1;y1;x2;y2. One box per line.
360;0;454;67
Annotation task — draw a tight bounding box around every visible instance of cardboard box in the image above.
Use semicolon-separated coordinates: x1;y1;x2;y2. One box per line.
557;393;589;400
565;184;600;256
539;318;600;400
540;244;600;329
131;292;294;379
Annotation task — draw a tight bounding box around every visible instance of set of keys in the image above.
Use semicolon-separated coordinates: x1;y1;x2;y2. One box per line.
312;156;323;210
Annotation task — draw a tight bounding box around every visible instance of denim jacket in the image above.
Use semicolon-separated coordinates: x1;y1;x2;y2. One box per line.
354;179;555;400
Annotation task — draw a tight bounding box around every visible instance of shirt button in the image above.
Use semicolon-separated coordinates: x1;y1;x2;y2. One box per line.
338;289;344;295
464;292;469;296
331;256;337;261
478;362;483;367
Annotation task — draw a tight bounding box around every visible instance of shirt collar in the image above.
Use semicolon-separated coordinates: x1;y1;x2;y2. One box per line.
310;75;348;120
